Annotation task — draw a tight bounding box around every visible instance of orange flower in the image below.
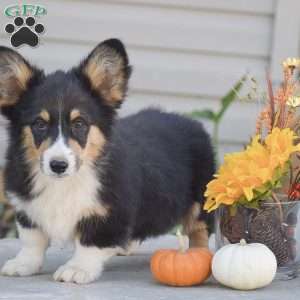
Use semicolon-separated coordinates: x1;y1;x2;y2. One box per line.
204;128;300;212
266;128;300;169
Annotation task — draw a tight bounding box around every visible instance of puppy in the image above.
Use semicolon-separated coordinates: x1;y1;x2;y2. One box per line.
0;39;215;284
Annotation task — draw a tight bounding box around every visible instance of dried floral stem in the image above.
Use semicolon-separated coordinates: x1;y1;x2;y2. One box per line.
271;192;284;225
266;71;275;127
289;164;294;199
284;109;294;128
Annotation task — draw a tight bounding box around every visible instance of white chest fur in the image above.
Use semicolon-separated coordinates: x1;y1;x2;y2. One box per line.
11;165;105;245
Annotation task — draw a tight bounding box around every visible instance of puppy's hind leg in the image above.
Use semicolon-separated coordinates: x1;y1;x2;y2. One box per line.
117;240;141;256
182;203;210;248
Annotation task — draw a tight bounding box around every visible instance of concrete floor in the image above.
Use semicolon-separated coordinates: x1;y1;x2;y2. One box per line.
0;236;299;300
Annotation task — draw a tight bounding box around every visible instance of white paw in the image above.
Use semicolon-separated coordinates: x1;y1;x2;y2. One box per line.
53;264;101;284
1;258;41;276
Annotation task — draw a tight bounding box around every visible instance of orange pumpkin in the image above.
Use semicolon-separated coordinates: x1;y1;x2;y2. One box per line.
150;233;213;286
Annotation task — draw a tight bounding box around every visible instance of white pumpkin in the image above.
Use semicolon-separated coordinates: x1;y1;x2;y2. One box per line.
212;239;277;290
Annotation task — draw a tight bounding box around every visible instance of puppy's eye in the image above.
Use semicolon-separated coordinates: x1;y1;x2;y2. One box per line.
72;118;85;128
71;118;88;133
32;118;48;131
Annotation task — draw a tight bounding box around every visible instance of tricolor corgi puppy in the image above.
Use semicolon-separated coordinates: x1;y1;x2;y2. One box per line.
0;39;215;284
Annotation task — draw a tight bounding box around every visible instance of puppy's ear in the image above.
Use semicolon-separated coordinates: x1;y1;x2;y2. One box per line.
77;39;132;108
0;47;41;107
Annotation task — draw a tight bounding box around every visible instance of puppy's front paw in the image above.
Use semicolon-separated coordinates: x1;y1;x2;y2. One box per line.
54;264;102;284
1;258;42;276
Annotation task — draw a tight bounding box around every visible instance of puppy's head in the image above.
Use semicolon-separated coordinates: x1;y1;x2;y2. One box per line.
0;39;131;178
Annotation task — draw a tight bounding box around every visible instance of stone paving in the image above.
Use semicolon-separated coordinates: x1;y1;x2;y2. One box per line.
0;236;299;300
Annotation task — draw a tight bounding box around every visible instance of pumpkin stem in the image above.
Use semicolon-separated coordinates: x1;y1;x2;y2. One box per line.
176;229;187;252
240;239;247;246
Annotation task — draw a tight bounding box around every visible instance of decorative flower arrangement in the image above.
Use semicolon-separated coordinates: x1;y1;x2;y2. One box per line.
204;58;300;272
204;128;300;213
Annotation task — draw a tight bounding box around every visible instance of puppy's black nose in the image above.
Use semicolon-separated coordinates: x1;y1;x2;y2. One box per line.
50;160;68;174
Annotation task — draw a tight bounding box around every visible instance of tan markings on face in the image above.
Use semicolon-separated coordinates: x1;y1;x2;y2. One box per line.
0;53;33;107
23;126;51;163
69;125;106;162
70;109;81;121
39;109;50;122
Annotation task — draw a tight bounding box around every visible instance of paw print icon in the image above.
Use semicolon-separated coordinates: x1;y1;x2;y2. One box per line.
5;16;45;47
